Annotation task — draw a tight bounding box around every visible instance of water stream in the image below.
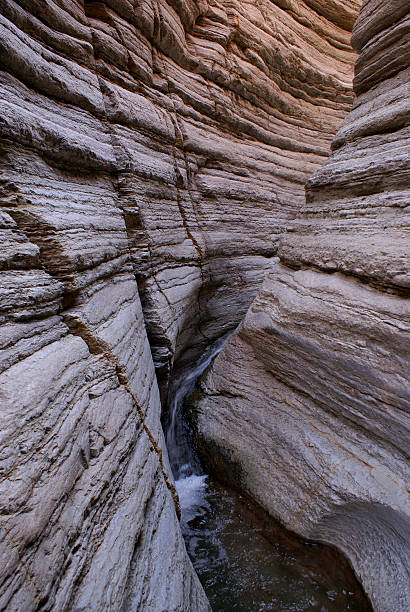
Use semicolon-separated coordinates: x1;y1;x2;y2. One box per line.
166;335;228;480
165;338;372;612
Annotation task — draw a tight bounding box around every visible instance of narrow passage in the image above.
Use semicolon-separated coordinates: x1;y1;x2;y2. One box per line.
165;339;372;611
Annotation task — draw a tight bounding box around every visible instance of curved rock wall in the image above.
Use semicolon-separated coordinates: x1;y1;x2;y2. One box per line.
192;1;410;611
0;0;358;394
0;0;360;609
101;0;360;391
0;1;210;609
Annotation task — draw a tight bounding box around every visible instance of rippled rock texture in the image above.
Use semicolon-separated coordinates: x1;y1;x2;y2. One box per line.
193;1;410;611
0;0;358;394
0;0;360;609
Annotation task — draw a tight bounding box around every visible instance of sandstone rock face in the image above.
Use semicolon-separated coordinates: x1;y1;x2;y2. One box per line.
0;174;209;611
0;0;360;609
193;2;410;611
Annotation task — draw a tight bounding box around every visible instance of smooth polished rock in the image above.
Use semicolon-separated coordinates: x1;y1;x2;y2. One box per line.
192;2;410;611
0;0;361;609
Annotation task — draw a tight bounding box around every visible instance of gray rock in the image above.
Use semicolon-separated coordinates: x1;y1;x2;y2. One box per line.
0;0;363;609
193;2;410;611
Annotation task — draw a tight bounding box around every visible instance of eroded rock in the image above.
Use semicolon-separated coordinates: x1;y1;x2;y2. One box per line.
0;0;362;609
193;2;410;611
0;1;210;609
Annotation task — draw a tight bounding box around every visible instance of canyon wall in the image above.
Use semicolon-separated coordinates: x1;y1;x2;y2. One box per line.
0;1;210;609
0;0;361;609
0;0;359;397
193;1;410;611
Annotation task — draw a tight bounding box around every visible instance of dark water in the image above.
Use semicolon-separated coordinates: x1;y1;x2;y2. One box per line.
181;479;371;611
165;339;372;612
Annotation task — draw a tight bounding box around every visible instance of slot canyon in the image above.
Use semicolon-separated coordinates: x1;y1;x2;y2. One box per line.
0;1;408;611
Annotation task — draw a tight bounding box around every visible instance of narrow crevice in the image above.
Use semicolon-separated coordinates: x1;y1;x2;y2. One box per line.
63;313;181;521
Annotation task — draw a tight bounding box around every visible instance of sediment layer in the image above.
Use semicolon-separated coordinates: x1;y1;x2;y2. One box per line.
193;2;410;610
0;0;361;609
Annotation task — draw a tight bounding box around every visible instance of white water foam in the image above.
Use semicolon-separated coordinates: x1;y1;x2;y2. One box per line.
167;333;234;526
166;333;233;477
176;472;208;524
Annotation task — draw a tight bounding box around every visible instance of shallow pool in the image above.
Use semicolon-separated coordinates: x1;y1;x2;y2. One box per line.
178;474;371;611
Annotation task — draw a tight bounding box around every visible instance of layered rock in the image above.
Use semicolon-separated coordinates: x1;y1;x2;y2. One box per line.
0;0;360;609
0;1;210;609
0;168;208;609
0;1;360;405
73;0;359;394
192;2;410;611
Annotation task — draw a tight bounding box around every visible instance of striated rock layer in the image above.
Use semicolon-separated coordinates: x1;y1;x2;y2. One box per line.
0;1;360;607
0;0;359;395
0;0;360;609
193;1;410;611
0;114;210;607
0;176;210;610
0;0;211;609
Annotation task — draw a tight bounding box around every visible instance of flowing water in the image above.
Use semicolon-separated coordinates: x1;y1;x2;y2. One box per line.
166;334;229;479
165;338;372;612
